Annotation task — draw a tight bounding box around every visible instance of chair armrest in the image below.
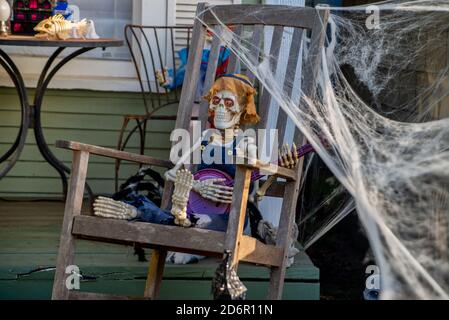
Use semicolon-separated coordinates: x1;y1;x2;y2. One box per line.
56;140;174;169
236;157;297;181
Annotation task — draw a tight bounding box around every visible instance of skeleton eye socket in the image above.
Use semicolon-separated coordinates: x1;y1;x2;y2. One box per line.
223;98;234;108
44;23;51;28
211;96;221;105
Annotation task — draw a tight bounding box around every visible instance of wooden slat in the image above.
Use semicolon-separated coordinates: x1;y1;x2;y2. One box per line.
227;24;243;74
144;249;167;299
276;28;304;142
267;178;301;300
56;140;173;168
202;5;318;30
52;150;89;300
175;3;208;132
294;9;329;144
199;25;223;128
224;166;252;267
72;216;224;255
238;234;283;267
245;25;264;83
71;215;282;267
160;3;209;208
257;26;284;129
299;9;329;100
236;158;297;181
264;180;286;198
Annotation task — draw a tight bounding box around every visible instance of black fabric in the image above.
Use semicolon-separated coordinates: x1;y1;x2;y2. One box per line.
211;250;247;300
112;167;164;206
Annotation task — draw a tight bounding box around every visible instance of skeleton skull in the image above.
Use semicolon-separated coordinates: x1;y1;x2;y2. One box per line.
209;90;242;130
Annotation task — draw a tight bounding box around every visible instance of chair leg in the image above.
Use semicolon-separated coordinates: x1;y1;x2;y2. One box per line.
52;150;89;300
267;179;300;300
224;166;252;268
144;249;167;299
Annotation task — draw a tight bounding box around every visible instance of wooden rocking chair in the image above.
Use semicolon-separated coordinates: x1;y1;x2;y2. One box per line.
51;3;329;300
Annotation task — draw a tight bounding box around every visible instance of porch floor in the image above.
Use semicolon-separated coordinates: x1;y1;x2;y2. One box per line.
0;200;319;300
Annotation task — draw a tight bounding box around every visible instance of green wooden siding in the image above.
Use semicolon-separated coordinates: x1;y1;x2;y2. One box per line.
0;87;177;198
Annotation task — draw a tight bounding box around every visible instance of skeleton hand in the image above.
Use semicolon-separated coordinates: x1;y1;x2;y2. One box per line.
93;196;138;220
193;178;233;204
171;169;194;227
279;143;299;169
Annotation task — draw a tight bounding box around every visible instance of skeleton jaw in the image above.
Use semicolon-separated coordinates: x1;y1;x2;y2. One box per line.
214;108;241;130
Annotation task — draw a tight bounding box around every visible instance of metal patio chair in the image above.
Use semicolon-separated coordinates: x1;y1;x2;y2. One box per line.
115;25;193;191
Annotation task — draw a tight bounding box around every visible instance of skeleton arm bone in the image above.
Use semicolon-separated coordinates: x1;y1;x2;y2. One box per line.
164;130;209;182
164;129;234;204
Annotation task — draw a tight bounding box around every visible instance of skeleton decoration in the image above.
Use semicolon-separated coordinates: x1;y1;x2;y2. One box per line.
279;143;300;169
170;169;194;227
93;196;138;220
34;14;99;40
192;177;234;204
93;74;258;225
92;74;302;266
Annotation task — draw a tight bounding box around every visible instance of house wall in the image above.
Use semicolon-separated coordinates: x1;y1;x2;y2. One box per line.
0;87;176;198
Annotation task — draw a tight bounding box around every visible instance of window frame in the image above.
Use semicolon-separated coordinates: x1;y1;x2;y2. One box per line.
0;0;242;92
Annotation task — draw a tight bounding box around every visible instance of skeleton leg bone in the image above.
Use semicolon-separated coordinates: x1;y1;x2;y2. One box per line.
255;175;277;202
93;196;138;220
171;169;194;227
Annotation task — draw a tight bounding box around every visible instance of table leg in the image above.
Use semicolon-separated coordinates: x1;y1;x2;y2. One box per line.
0;49;30;179
32;47;94;198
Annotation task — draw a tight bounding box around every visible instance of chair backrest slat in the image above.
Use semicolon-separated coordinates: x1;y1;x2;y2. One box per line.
257;25;284;130
174;3;208;132
227;24;243;74
245;24;264;84
199;25;223;128
276;27;304;143
293;8;329;145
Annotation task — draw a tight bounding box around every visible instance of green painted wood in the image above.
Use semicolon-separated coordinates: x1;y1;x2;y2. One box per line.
0;201;319;300
0;128;172;149
0;278;319;300
0;87;176;197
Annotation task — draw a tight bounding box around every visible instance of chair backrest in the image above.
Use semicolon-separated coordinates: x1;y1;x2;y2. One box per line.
125;25;194;115
161;3;329;207
174;3;329;145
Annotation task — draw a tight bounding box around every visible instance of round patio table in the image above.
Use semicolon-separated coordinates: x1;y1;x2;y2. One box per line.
0;35;123;197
